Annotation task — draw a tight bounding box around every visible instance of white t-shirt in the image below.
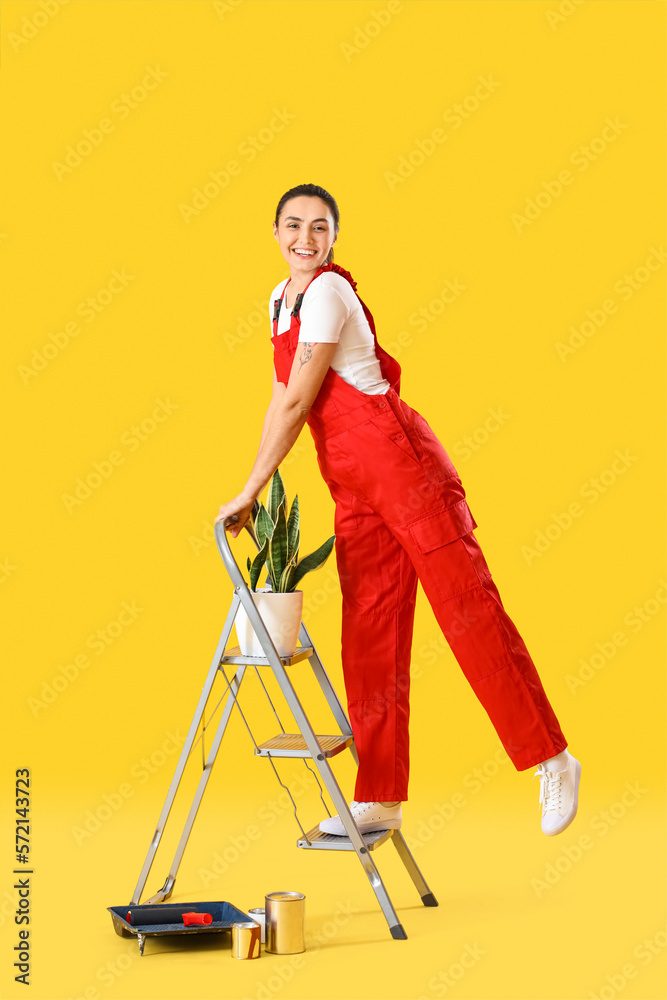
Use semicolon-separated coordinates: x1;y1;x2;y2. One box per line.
268;270;390;395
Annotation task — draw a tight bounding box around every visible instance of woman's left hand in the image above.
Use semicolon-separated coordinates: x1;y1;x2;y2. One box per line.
214;492;256;537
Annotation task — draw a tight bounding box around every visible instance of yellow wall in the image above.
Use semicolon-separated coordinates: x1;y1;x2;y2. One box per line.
0;1;664;998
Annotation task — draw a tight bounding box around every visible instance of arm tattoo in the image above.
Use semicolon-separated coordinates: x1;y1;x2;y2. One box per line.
298;342;313;371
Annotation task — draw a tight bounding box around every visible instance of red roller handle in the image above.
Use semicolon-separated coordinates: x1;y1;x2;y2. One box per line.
182;912;213;926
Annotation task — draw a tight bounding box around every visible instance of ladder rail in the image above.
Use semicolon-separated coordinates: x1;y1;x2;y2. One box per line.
216;660;313;843
298;621;359;767
141;666;247;904
130;594;239;905
252;665;332;816
259;647;404;933
391;830;438;905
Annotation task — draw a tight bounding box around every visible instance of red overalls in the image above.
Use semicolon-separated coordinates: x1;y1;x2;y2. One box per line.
271;263;567;802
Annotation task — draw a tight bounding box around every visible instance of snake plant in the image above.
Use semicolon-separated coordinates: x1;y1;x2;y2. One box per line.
245;468;335;593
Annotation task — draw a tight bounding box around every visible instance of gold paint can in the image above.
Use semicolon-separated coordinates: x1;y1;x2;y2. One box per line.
248;907;266;942
231;921;261;959
265;891;306;954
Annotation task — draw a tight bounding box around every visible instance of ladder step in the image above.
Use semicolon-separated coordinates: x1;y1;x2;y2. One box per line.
221;645;313;666
296;825;394;851
254;734;353;758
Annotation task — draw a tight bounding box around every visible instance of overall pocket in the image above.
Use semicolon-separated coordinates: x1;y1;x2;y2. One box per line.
409;498;477;550
407;498;479;603
408;408;459;483
366;406;423;467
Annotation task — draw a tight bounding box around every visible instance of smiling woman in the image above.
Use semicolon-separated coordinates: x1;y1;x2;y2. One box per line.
214;182;581;841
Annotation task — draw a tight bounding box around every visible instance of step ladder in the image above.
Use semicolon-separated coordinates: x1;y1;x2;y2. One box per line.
130;516;438;940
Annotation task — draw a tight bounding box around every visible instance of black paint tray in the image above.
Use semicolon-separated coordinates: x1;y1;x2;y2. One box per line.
108;901;252;955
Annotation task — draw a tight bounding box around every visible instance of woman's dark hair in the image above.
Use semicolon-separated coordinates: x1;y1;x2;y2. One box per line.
274;183;339;265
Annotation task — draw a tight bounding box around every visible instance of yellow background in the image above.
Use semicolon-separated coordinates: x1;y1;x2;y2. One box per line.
1;1;665;998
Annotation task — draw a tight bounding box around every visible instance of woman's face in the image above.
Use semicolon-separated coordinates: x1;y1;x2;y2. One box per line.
273;196;337;276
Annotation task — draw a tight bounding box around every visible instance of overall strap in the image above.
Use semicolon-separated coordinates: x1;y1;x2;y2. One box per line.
319;264;401;393
273;268;326;333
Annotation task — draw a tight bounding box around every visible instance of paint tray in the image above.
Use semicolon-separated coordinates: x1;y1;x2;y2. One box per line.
108;901;251;955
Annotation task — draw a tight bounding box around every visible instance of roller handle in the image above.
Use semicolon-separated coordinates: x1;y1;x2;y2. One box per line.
125;905;213;926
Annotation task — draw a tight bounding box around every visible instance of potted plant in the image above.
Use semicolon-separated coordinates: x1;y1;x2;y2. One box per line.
235;468;335;657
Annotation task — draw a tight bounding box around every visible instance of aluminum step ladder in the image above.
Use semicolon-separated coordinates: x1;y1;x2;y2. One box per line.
130;517;438;940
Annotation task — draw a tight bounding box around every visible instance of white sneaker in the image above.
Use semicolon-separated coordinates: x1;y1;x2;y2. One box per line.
534;749;581;836
319;800;402;836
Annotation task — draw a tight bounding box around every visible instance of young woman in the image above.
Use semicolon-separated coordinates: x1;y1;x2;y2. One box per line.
215;183;581;837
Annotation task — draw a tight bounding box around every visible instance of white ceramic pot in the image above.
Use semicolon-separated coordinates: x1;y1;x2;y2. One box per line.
236;590;304;658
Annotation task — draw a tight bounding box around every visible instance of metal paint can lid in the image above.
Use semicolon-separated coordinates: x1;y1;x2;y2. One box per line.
266;891;305;902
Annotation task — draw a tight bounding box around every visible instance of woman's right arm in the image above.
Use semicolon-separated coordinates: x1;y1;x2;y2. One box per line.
215;339;338;533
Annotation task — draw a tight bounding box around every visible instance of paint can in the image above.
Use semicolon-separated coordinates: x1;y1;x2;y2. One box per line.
265;891;305;954
248;907;266;943
231;921;261;959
